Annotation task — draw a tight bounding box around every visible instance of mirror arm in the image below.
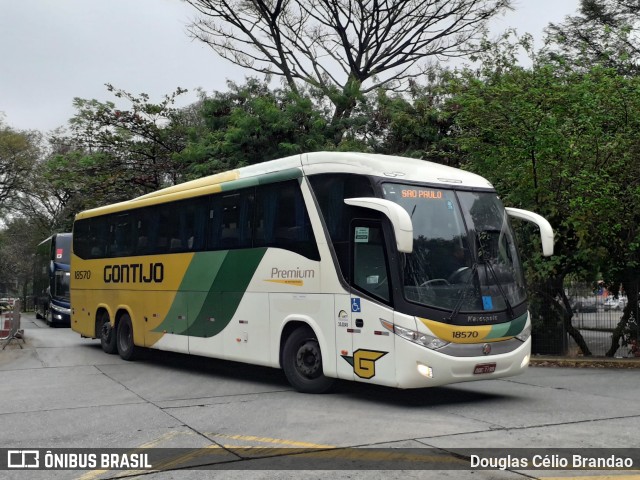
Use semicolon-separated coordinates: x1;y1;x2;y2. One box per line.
506;207;554;256
345;198;413;253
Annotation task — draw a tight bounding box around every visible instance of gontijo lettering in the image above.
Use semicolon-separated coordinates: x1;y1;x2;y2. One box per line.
104;263;164;283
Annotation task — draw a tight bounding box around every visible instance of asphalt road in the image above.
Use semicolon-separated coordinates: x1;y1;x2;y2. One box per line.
1;312;639;479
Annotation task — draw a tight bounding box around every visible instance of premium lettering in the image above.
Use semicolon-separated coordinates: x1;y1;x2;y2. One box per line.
104;263;164;283
271;267;315;279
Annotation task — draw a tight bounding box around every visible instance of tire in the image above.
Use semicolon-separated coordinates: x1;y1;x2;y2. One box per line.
97;312;117;354
116;313;138;361
282;326;335;394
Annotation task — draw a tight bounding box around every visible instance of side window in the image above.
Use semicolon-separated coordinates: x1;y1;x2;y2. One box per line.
180;198;207;251
309;173;376;280
352;222;391;303
108;214;134;257
73;219;90;259
209;189;254;250
255;180;320;260
74;217;110;259
135;208;155;255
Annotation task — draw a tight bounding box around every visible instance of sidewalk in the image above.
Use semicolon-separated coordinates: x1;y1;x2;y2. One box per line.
531;355;640;368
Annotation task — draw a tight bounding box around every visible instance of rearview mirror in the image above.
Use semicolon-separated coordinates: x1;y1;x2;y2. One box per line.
345;198;413;253
505;207;554;256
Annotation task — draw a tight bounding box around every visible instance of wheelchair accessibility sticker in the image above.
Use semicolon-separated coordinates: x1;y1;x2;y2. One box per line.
351;298;361;312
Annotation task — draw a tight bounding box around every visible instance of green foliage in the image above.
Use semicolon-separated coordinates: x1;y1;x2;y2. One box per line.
177;79;334;177
0;122;40;213
64;84;192;193
544;0;640;74
447;60;640;305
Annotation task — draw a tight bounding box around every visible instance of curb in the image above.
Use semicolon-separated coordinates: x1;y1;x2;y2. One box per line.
531;356;640;369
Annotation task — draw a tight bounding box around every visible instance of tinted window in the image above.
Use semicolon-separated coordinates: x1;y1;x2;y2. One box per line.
255;180;319;260
209;189;254;250
74;180;319;260
352;223;390;303
309;174;376;279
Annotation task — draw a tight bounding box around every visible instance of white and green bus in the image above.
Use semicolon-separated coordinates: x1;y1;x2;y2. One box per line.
71;152;553;393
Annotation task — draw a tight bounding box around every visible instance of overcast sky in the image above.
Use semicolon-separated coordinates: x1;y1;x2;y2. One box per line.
1;0;581;133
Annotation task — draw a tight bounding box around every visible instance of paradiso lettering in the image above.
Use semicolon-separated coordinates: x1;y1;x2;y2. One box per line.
104;263;164;284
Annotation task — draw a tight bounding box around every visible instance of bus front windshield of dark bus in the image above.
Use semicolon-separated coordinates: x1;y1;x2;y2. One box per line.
54;270;70;302
382;184;526;314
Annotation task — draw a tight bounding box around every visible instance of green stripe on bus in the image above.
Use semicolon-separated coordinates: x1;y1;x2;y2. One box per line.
182;248;267;337
485;312;528;340
219;168;301;192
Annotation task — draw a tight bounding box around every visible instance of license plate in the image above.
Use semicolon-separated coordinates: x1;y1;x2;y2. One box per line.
473;363;496;375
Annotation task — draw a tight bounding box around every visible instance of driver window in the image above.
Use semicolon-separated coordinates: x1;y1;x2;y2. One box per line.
352;223;390;303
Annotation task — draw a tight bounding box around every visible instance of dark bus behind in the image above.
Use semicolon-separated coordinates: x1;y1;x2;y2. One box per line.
34;233;72;326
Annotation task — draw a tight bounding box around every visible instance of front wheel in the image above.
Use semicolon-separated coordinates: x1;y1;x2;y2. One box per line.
282;326;335;394
116;314;138;361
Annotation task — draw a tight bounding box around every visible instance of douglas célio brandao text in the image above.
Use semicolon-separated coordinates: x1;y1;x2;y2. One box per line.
471;453;634;470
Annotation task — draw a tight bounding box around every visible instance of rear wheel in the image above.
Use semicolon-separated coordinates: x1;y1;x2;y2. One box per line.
97;312;117;354
116;313;138;361
282;326;335;394
47;306;54;327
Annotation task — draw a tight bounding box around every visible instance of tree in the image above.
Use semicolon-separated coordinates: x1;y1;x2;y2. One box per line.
62;85;192;192
183;0;512;142
177;78;334;177
0;121;40;215
545;0;640;74
359;79;461;164
446;58;640;356
0;217;46;306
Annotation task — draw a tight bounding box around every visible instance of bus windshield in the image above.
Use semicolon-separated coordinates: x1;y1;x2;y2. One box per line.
53;270;71;302
382;183;527;314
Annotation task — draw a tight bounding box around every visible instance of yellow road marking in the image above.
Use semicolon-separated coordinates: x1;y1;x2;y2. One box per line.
75;430;194;480
207;432;334;449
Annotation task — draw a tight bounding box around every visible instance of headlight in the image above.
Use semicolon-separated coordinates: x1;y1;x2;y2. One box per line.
515;323;532;342
380;320;449;350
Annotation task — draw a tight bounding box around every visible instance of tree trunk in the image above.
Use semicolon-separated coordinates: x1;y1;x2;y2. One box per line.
557;285;592;356
606;280;639;357
534;275;591;356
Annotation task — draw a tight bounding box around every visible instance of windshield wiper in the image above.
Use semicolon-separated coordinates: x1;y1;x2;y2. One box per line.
477;231;515;319
445;262;478;323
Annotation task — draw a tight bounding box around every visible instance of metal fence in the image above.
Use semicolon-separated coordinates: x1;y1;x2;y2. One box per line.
532;283;639;357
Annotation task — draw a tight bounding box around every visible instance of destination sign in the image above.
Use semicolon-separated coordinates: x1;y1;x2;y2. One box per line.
401;189;443;199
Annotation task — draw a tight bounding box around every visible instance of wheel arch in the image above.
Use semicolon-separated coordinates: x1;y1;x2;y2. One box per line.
278;316;336;378
114;307;136;341
93;306;113;336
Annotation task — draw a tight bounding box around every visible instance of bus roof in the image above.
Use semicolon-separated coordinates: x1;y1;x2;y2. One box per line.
37;232;72;248
75;152;494;220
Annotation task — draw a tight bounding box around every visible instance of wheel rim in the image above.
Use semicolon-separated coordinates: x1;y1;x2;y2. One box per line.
295;340;322;379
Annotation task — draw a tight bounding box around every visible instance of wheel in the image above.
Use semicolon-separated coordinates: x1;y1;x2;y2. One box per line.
97;311;117;354
116;313;138;361
282;326;335;394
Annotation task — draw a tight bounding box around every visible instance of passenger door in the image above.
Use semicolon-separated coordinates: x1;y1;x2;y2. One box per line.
348;221;396;386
